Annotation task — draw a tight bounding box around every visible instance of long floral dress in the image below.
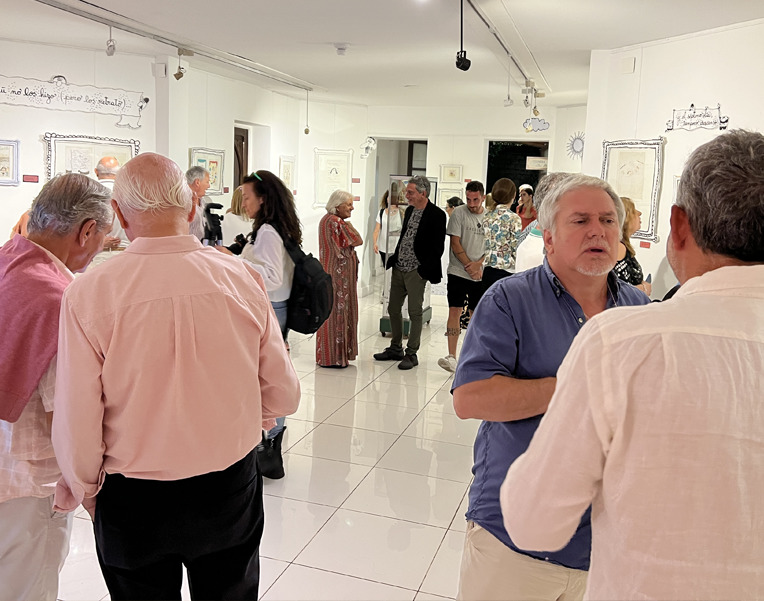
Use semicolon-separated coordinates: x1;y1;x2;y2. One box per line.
316;213;363;367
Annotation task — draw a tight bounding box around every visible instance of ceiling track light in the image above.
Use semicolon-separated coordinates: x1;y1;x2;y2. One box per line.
105;26;115;56
173;47;189;80
455;0;471;71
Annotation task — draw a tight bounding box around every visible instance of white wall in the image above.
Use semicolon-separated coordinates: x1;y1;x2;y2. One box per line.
0;41;156;235
583;19;764;297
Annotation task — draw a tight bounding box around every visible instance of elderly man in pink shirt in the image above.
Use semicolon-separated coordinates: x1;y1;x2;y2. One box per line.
52;152;300;600
0;173;113;601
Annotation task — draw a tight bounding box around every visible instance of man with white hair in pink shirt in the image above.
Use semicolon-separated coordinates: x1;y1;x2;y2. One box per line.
52;152;300;600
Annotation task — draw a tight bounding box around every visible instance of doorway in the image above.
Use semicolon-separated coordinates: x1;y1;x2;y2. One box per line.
486;140;548;193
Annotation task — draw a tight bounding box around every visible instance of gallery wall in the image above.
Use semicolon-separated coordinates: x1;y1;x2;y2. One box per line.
583;18;764;297
0;40;157;236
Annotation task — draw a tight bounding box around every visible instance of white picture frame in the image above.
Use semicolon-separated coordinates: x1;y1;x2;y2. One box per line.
44;132;140;181
279;155;295;191
190;147;225;195
601;138;665;242
314;148;353;209
439;164;463;184
437;186;463;207
0;139;20;186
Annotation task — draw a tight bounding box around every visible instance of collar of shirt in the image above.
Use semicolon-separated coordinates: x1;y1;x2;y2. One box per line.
124;235;204;255
541;257;624;306
27;239;74;280
673;264;764;299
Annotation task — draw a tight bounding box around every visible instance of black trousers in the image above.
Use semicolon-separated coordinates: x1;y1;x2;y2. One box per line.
482;265;512;291
94;448;263;601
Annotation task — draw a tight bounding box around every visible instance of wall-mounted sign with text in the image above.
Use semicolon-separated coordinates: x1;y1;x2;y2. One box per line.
526;156;548;171
0;74;149;129
665;103;728;133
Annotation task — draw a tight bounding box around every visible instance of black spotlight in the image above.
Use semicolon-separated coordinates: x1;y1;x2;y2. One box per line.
456;50;471;71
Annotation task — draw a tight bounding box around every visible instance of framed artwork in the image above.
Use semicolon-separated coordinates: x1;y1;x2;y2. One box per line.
437;186;463;207
190;147;225;195
279;155;295;191
0;139;20;186
439;164;463;184
314;148;352;209
601;138;665;242
44;133;140;181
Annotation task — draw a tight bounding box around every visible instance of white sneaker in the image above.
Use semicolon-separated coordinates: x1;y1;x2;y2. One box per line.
437;354;457;373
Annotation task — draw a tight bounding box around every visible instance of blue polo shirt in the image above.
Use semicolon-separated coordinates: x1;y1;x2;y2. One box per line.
453;259;649;570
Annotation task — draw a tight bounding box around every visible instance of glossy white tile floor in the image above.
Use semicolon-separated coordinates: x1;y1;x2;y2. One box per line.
59;276;475;601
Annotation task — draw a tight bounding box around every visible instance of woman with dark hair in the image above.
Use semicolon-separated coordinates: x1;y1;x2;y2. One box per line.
220;169;302;479
615;196;651;295
517;184;537;230
316;190;363;368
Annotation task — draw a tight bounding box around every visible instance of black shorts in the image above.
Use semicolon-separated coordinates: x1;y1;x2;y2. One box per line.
447;273;485;311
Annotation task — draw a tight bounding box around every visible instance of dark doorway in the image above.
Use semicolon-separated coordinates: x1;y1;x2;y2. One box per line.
234;127;249;187
486;141;548;194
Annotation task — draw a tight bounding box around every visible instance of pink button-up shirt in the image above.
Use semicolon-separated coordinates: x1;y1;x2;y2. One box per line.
0;242;71;503
52;235;300;512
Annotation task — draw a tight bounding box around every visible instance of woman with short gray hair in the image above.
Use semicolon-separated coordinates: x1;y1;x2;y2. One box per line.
316;190;363;368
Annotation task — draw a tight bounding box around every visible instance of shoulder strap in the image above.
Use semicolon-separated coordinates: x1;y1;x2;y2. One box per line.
283;238;305;264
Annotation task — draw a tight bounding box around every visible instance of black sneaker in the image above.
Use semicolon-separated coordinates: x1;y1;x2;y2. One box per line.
398;353;418;370
374;347;405;361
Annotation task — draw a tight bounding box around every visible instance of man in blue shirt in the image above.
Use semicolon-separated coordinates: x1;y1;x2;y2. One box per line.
452;173;650;601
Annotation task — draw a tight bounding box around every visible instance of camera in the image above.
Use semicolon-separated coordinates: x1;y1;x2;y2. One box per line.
203;202;224;246
455;50;471;72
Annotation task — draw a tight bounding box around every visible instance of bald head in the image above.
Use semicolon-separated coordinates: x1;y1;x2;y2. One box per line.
113;153;193;216
95;156;120;180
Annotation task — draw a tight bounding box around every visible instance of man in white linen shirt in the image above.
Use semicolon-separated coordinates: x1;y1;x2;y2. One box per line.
52;153;300;600
501;128;764;600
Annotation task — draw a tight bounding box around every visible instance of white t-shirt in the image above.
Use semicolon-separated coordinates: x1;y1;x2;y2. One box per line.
376;207;402;253
514;229;544;273
240;223;294;302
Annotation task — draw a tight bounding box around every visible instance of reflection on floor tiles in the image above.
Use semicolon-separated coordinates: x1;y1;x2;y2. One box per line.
61;280;475;600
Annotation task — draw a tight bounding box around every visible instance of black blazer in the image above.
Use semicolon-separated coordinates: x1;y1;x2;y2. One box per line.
386;200;446;284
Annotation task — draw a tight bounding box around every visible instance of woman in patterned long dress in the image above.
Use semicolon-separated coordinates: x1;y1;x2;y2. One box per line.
316;190;363;368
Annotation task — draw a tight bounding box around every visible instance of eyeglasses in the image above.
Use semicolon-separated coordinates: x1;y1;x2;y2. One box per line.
250;172;262;182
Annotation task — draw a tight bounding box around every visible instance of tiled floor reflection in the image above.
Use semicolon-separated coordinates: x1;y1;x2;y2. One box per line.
61;277;470;600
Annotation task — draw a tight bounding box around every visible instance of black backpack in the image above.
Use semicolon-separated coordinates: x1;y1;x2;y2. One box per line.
283;240;333;334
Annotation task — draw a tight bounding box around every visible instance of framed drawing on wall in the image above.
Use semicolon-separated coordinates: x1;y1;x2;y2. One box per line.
279;155;295;192
439;164;463;184
0;139;20;186
314;148;352;209
44;133;140;181
437;187;463;207
601;138;665;242
190;147;224;195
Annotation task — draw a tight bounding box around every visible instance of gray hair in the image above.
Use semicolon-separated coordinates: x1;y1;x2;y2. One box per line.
537;174;624;233
534;172;573;212
115;153;192;214
185;166;209;186
408;175;431;198
27;173;113;236
677;129;764;262
326;189;353;214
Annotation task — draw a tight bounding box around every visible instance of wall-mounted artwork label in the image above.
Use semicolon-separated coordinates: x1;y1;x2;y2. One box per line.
525;156;548;171
0;74;149;129
665;103;728;132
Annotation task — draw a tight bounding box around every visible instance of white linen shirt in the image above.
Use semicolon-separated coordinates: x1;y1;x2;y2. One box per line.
240;224;294;302
500;264;764;600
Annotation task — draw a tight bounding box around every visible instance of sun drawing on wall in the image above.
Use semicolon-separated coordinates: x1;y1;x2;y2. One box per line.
567;131;585;159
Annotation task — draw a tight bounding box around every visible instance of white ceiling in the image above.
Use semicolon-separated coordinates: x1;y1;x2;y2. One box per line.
3;0;764;109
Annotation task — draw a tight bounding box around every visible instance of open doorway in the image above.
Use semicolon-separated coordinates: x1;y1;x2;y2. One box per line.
486;140;549;193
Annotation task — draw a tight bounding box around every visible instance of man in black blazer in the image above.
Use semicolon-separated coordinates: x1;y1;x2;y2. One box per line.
374;175;446;369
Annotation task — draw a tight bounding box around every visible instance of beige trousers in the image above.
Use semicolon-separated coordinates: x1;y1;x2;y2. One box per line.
457;521;588;601
0;495;73;601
